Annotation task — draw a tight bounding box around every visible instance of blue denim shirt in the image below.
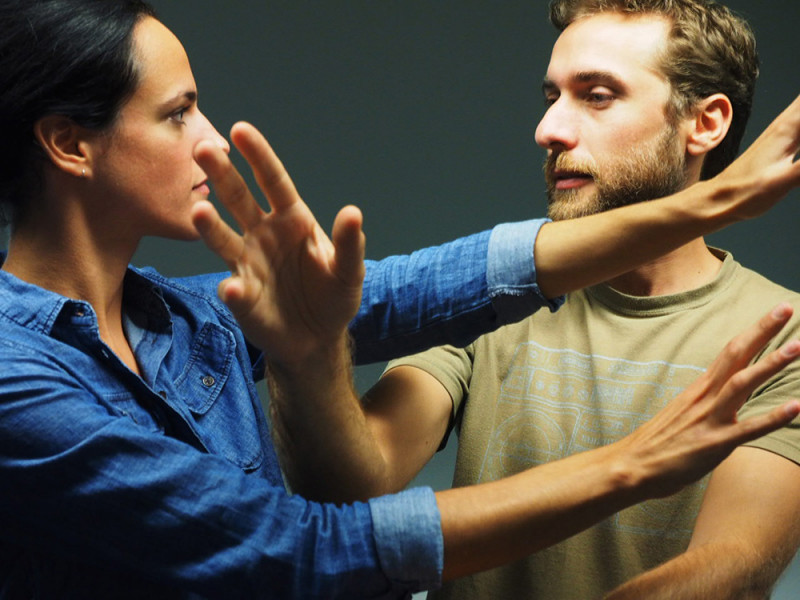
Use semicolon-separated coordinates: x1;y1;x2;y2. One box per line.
0;220;558;599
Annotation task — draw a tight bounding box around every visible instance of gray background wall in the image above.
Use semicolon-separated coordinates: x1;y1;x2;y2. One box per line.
141;1;799;596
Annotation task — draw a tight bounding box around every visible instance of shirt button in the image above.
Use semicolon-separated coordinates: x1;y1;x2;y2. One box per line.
201;375;216;388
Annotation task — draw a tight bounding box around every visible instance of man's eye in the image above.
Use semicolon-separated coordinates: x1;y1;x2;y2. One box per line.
587;92;614;105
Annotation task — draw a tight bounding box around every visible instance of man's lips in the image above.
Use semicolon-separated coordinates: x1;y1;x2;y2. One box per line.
552;171;593;190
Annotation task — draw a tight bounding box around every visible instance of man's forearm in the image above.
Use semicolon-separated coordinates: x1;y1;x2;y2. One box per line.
267;336;391;503
604;449;800;600
603;542;782;600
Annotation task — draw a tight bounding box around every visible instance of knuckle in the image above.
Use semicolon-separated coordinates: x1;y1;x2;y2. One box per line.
725;337;749;358
726;371;749;393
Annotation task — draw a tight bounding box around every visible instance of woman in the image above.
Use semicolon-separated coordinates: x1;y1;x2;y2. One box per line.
2;1;799;598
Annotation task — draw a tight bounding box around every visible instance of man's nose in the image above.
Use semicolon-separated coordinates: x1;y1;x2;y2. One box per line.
535;99;579;152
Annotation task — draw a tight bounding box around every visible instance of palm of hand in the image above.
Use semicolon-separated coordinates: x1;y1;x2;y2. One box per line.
227;201;362;363
192;122;365;366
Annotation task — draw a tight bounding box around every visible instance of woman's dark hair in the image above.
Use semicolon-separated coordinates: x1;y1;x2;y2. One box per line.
0;0;157;225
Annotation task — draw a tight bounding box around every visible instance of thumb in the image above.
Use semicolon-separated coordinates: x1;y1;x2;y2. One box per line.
331;205;366;288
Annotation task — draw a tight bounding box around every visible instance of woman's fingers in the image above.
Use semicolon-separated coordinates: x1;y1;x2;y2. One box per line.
703;303;794;394
715;339;800;418
725;400;800;448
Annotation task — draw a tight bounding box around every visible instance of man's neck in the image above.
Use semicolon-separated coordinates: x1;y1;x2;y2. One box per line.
605;237;723;297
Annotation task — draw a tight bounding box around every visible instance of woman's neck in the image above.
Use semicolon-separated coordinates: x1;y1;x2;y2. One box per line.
4;206;142;375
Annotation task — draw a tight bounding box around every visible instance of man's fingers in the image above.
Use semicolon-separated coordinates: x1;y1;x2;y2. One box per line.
230;122;302;214
217;268;263;323
194;138;264;230
331;205;366;288
191;200;245;267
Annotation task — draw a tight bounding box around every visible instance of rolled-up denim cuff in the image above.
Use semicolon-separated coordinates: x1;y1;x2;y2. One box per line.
487;219;564;324
369;487;443;593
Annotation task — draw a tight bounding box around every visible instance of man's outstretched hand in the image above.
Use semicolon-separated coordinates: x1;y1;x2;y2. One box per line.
191;122;365;367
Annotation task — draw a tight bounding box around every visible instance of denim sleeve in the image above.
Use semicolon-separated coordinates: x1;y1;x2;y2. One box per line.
370;487;443;592
0;349;434;599
487;220;565;321
350;219;564;364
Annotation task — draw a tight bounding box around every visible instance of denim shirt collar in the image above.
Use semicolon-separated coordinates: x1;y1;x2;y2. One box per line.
0;264;171;342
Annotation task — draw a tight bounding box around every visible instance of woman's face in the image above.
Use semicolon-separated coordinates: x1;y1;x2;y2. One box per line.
89;17;228;241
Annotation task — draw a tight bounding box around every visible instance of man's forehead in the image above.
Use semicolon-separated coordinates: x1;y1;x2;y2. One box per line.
545;13;670;86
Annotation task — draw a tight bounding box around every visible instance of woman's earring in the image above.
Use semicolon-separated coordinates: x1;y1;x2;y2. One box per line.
81;168;86;178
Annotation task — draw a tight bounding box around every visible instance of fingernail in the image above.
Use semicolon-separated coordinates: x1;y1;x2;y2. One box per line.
784;401;800;418
772;303;792;320
781;340;800;358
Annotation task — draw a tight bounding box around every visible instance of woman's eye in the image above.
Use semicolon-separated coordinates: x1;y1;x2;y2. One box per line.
170;107;188;123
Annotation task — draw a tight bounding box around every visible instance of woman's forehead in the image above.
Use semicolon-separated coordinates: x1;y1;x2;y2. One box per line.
130;17;196;101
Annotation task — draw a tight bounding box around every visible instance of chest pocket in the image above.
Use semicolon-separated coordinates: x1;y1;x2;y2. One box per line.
174;322;264;471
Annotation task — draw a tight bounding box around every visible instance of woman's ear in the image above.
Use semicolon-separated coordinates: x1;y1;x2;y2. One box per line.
685;94;733;157
33;115;93;178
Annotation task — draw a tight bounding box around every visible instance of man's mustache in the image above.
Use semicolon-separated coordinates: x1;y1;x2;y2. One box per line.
543;153;599;186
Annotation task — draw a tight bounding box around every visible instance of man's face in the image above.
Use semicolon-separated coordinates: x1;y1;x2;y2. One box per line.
535;13;690;221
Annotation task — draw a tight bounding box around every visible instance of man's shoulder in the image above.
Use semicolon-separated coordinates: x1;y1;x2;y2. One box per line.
726;261;800;314
731;261;799;296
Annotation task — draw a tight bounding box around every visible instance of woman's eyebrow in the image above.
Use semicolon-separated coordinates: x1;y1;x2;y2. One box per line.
159;90;198;109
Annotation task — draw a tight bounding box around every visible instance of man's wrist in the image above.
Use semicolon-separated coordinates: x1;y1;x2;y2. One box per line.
267;333;353;380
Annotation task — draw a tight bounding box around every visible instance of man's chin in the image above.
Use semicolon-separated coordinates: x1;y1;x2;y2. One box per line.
546;191;604;221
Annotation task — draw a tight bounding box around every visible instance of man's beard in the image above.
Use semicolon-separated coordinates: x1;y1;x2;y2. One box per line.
544;126;689;221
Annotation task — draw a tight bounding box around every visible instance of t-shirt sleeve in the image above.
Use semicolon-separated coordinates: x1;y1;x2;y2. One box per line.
386;343;475;429
737;324;800;466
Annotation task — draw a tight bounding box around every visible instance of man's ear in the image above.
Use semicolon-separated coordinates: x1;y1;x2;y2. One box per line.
33;115;94;178
685;94;733;157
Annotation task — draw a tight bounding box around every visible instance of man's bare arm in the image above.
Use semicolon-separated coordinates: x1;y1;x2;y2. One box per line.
604;447;800;600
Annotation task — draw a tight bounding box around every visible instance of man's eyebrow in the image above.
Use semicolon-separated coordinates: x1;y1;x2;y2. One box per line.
542;71;627;95
542;79;558;96
573;70;626;89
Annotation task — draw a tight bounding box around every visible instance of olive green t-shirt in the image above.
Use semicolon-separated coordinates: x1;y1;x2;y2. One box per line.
390;252;800;599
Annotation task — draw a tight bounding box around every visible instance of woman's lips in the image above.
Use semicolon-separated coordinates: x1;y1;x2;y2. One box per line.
192;180;210;195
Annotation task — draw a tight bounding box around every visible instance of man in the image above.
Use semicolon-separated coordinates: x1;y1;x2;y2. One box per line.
195;110;800;599
262;1;800;598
